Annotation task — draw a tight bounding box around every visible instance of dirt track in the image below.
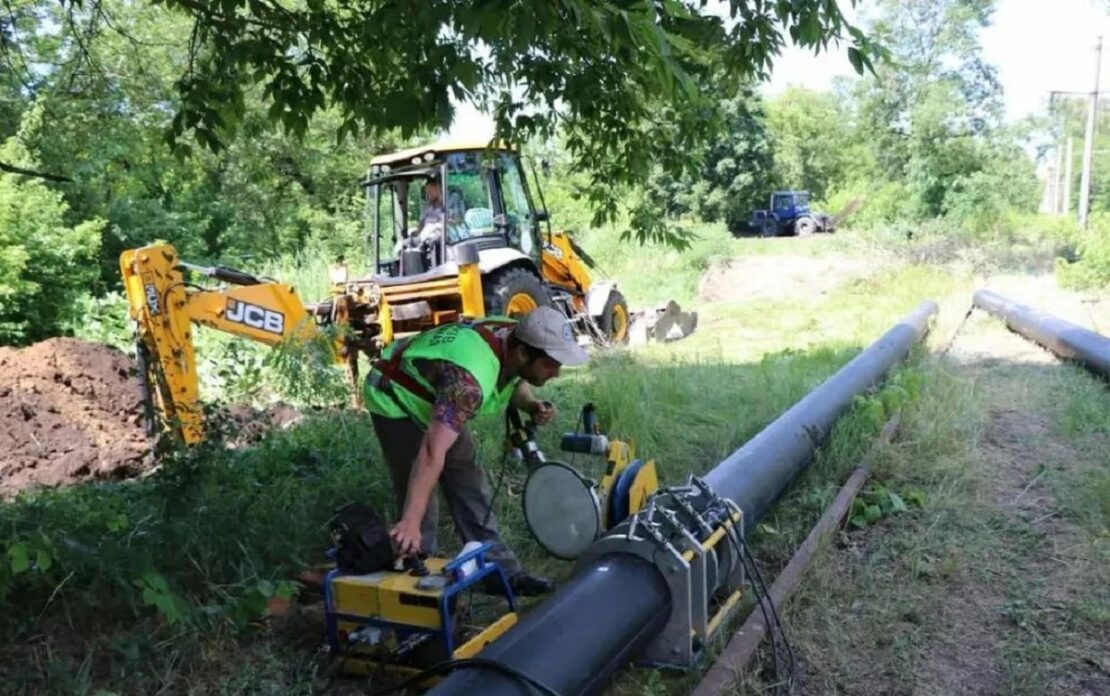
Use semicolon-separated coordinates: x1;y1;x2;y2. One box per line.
0;338;151;495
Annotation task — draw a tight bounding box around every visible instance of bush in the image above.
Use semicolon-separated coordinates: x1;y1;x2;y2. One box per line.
66;291;132;351
1057;214;1110;289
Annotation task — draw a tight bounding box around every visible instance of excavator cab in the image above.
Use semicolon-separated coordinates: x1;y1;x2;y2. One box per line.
361;141;550;322
360;140;635;344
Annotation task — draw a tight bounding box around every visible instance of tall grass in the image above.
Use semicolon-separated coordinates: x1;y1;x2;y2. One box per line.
31;226;980;693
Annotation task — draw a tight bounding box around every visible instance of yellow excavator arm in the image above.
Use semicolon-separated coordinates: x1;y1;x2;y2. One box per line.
120;244;329;445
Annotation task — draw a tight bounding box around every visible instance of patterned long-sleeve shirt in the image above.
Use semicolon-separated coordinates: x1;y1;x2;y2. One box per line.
412;324;514;432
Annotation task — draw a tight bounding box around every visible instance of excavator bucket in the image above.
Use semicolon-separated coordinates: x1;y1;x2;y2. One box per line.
628;300;698;345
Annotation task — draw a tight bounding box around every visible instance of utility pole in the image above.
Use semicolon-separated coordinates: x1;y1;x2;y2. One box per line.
1078;36;1102;229
1052;146;1063;214
1063;137;1074;215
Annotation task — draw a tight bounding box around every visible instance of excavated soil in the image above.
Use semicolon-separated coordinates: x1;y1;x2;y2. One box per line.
0;338;304;496
0;338;150;495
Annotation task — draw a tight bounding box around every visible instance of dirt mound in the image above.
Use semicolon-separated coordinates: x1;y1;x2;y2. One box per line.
0;338;151;495
698;251;877;304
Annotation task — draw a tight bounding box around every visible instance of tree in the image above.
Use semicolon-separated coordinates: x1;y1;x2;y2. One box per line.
2;0;880;246
766;86;862;201
4;0;393;287
646;87;775;232
849;0;1038;224
0;120;105;344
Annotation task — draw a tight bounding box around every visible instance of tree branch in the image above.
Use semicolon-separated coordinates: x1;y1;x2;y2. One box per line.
0;160;74;182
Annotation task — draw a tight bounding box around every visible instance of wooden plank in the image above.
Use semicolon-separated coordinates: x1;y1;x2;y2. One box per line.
692;413;901;696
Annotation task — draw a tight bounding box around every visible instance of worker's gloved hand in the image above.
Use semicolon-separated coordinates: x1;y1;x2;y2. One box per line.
389;518;422;556
529;400;556;425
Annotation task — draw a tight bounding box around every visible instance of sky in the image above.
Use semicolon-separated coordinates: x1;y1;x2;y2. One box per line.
448;0;1110;139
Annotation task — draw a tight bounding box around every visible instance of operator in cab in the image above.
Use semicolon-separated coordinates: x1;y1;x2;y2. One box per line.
364;306;588;596
415;176;445;241
393;176;446;258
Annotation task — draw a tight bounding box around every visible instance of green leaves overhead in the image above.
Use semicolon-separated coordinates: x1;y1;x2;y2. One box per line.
141;0;877;245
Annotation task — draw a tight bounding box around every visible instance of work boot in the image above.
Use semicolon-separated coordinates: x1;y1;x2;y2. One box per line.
481;570;554;597
509;571;554;597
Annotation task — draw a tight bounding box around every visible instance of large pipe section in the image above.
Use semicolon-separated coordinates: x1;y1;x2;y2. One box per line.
430;301;938;696
973;289;1110;379
706;300;938;524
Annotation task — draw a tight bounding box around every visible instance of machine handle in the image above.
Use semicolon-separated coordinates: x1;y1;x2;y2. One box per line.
443;541;495;574
582;402;598;434
211;265;262;286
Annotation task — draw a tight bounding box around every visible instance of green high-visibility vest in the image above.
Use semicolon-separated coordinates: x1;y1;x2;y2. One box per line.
365;320;520;426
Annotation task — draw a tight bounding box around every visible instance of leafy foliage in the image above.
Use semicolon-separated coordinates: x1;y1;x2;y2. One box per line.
1;0;879;249
766;86;864;202
1057;214;1110;289
843;0;1037;230
849;483;926;528
643;87;776;235
0;411;389;640
0;126;105;344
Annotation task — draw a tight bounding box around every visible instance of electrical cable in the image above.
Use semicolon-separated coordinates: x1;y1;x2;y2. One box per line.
365;656;562;696
724;521;784;687
742;538;796;693
722;516;796;694
481;410;515;528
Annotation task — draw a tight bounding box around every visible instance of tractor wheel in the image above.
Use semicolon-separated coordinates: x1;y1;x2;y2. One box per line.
794;217;817;236
483;266;550;318
598;290;630;345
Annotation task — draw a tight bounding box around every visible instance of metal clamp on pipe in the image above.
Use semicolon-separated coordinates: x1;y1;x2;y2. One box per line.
574;475;745;666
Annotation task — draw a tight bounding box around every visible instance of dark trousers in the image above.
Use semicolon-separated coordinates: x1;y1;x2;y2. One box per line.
370;414;521;575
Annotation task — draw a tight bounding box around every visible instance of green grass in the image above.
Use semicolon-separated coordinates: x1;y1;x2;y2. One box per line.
13;228;979;694
19;224;1105;695
577;222;760;307
773;309;1110;696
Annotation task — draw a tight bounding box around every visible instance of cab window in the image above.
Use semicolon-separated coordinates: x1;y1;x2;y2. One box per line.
444;152;496;243
497;153;537;256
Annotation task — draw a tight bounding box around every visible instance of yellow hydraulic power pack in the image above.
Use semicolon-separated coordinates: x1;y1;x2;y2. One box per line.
324;543;518;680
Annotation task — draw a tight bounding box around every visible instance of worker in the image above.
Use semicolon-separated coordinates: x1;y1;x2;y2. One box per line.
415;177;445;241
365;306;588;596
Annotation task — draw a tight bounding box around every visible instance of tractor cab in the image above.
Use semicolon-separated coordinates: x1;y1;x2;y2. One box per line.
350;139;643;350
335;140;555;349
770;190;811;221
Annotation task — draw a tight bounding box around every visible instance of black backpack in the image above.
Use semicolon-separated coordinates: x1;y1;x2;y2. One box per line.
330;502;395;574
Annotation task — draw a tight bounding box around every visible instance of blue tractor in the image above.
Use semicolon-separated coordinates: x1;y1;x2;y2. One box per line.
746;190;835;238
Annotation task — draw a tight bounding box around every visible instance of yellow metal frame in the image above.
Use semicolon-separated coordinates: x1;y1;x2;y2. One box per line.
330;554;518;680
120;243;336;445
369;138;515;167
334;612;519;680
597;439;659;526
541;231;593;314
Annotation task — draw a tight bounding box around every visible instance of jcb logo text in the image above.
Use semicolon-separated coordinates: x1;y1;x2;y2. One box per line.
226;299;284;335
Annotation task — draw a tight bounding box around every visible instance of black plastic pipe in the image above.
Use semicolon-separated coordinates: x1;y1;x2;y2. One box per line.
429;301;938;696
430;553;669;694
973;289;1110;380
706;300;939;526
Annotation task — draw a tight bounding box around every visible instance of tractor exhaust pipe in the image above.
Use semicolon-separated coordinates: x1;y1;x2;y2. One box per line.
429;301;937;696
972;289;1110;380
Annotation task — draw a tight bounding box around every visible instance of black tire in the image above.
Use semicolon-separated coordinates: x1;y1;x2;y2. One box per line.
598;290;630;345
816;214;835;234
794;217;817;236
482;266;550;318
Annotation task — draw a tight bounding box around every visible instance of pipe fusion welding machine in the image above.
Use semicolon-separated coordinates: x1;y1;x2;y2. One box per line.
324;404;745;680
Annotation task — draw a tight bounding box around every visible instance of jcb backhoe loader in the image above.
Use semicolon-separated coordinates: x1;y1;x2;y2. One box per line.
120;139;695;445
